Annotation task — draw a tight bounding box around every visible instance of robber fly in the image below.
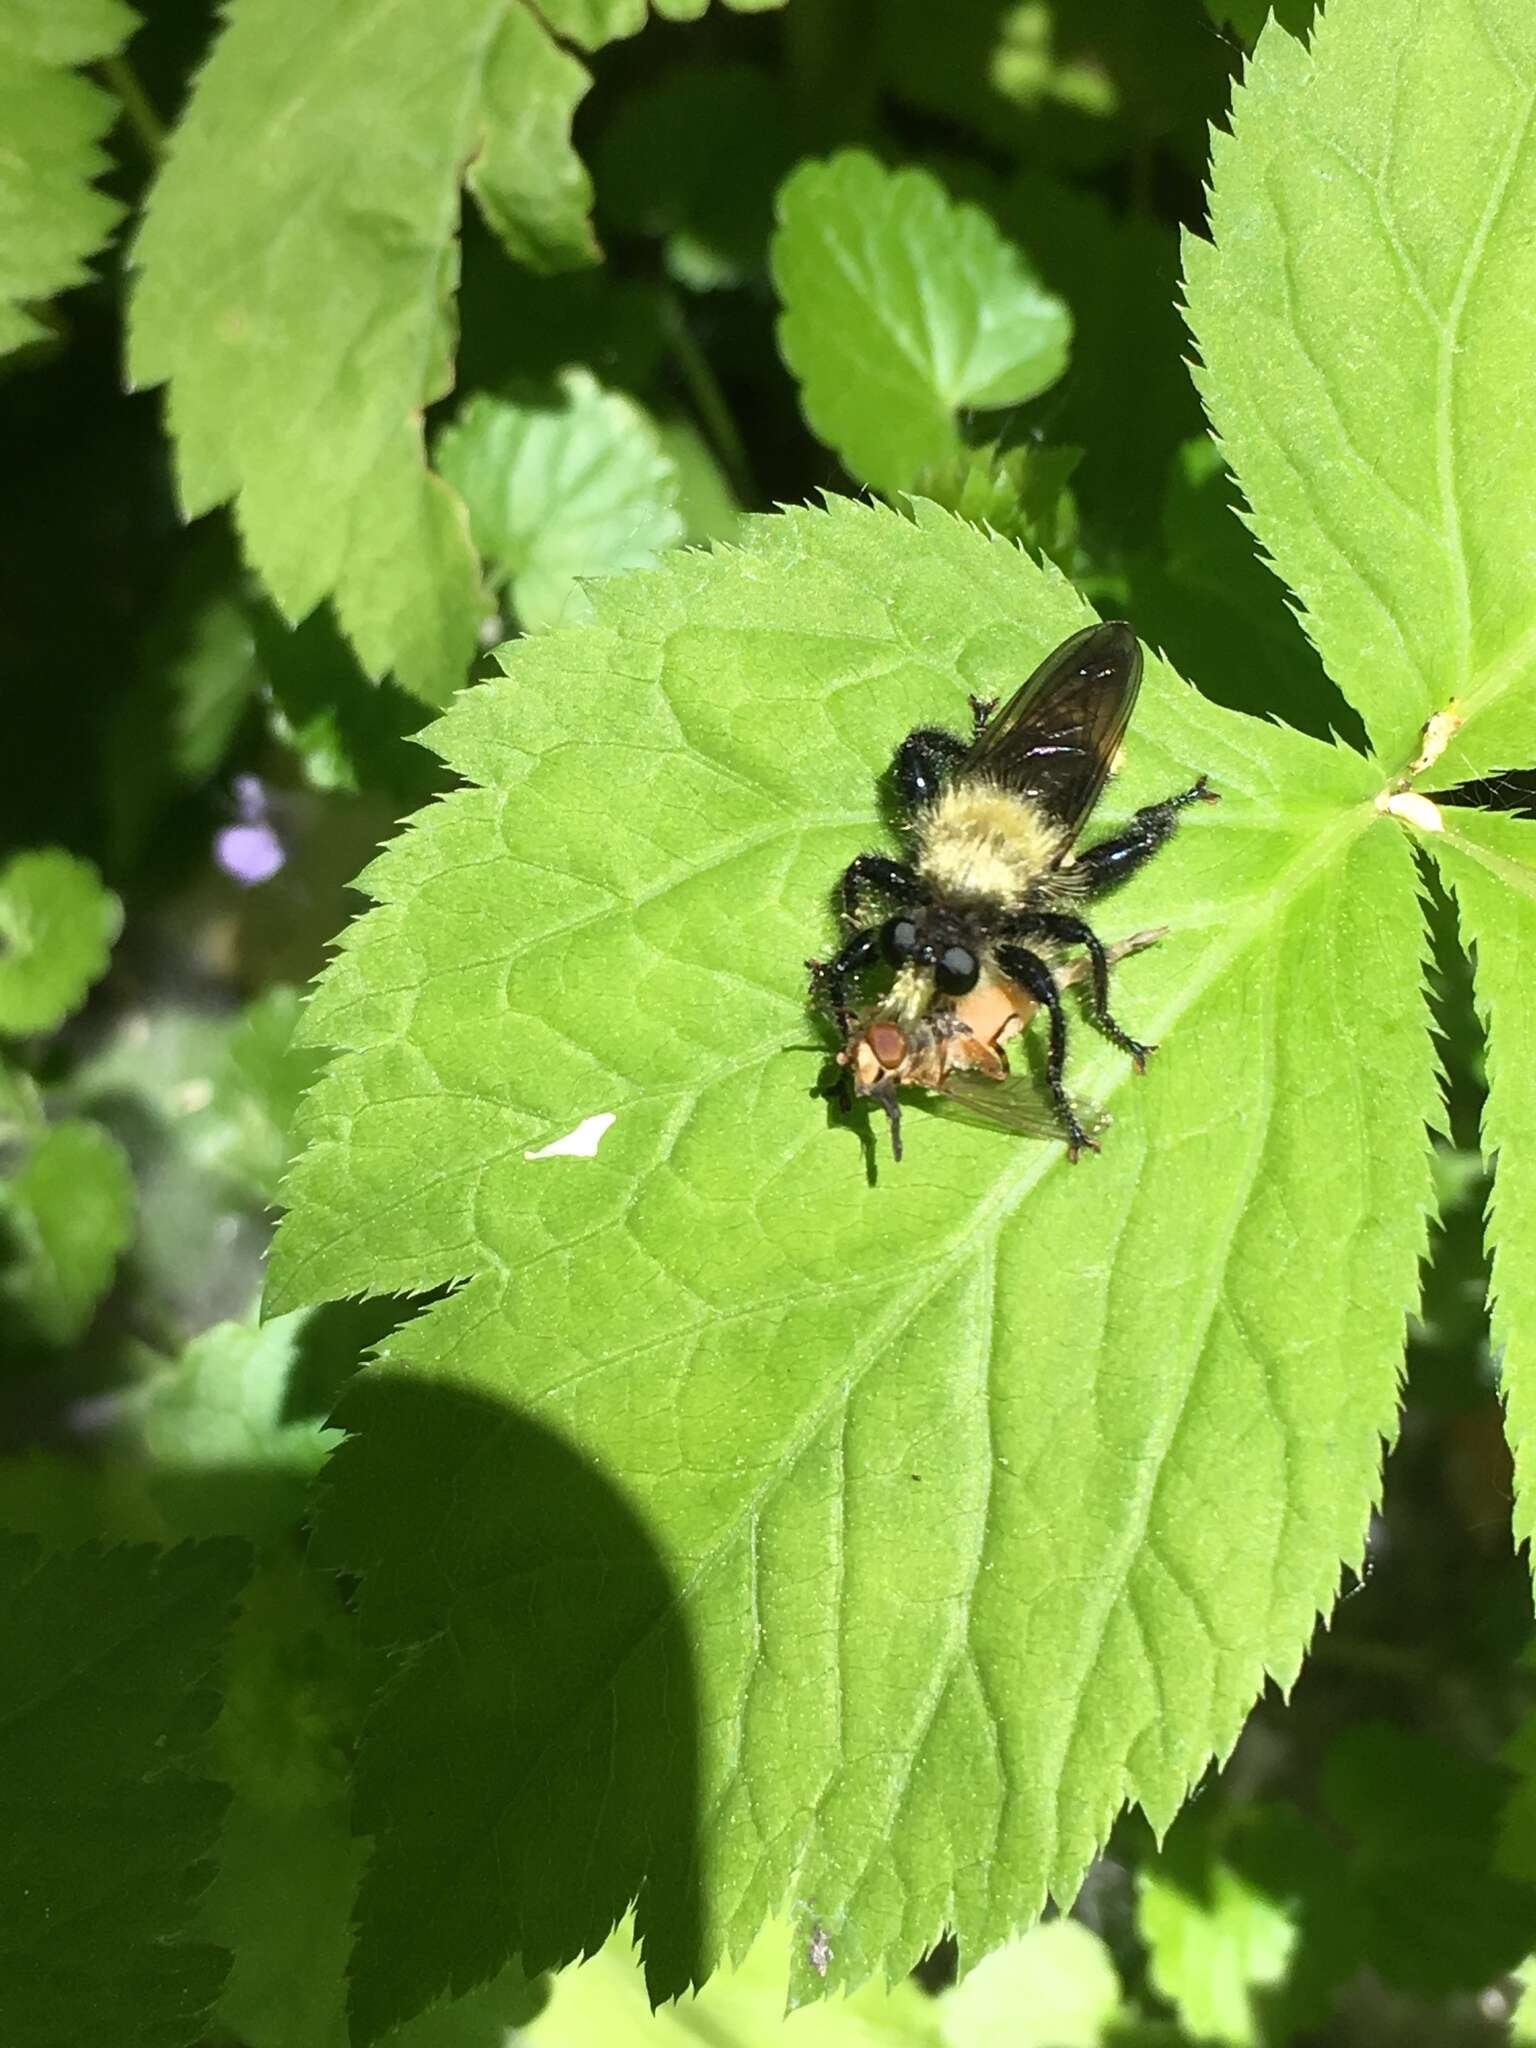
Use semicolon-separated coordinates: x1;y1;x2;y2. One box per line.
807;620;1216;1161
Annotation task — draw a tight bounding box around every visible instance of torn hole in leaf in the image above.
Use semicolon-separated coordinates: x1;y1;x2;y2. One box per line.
524;1112;616;1161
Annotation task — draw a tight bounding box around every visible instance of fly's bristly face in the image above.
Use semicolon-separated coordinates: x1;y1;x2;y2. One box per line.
807;619;1218;1164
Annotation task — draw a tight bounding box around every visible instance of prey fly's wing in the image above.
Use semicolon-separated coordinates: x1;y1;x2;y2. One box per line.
964;620;1142;843
925;1069;1111;1145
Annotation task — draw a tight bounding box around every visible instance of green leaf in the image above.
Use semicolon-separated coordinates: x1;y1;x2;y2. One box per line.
906;441;1083;566
0;1118;135;1346
1138;1806;1337;2045
1124;438;1353;743
127;0;603;700
937;1919;1122;2047
875;0;1118;161
63;987;324;1337
0;848;120;1034
268;497;1438;2035
1428;811;1536;1552
1183;0;1536;771
106;530;266;860
436;375;684;632
254;605;439;804
523;1917;934;2048
197;1555;368;2048
539;0;784;46
596;65;793;289
0;1530;249;2048
772;152;1071;492
133;1311;344;1543
1322;1722;1536;1996
997;172;1202;553
655;417;742;546
0;0;136;359
1205;0;1318;47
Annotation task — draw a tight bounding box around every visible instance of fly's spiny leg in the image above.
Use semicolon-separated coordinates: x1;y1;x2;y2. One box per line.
1012;911;1155;1070
807;926;882;1036
1075;777;1217;899
994;943;1099;1161
838;852;923;924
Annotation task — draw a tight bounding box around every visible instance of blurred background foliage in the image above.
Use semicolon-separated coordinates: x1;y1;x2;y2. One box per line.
3;0;1533;2041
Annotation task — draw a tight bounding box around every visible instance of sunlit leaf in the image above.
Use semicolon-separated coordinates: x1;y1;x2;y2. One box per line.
0;0;136;359
938;1919;1123;2047
0;1117;134;1346
523;1915;932;2048
127;0;599;700
436;375;684;632
269;496;1436;2036
1183;0;1536;770
1430;811;1536;1553
0;848;120;1035
772;152;1071;492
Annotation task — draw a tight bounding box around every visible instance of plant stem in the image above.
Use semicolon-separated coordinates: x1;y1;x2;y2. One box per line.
661;289;758;510
98;55;167;165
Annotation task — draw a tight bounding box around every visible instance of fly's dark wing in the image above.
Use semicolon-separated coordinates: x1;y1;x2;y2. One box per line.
964;620;1142;843
926;1069;1111;1144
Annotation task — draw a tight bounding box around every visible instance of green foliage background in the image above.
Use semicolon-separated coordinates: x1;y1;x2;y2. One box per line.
5;0;1536;2043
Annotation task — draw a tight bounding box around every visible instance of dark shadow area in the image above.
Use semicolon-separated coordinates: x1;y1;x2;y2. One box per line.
0;1353;703;2036
320;1370;704;2032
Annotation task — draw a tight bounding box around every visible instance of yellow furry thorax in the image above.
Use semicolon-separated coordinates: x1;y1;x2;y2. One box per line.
913;781;1071;903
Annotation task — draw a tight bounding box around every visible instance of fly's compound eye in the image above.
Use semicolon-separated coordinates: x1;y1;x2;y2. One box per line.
881;916;920;966
934;944;979;996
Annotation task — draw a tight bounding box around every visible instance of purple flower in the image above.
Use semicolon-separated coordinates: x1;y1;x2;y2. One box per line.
216;779;285;884
215;822;286;886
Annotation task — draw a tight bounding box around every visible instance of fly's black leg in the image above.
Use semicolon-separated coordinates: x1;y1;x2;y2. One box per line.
838;852;924;923
994;943;1100;1161
1074;777;1218;899
1013;911;1156;1070
968;694;997;738
893;726;970;810
807;925;882;1035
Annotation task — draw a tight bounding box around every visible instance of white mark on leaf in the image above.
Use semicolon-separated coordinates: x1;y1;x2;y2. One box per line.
524;1112;617;1161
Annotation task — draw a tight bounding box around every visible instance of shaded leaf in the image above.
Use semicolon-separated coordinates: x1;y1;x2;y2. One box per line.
0;848;120;1035
1322;1722;1536;1996
0;1530;250;2048
596;65;793;289
268;497;1436;2032
998;171;1201;554
1124;438;1354;743
436;374;684;632
772;152;1071;492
